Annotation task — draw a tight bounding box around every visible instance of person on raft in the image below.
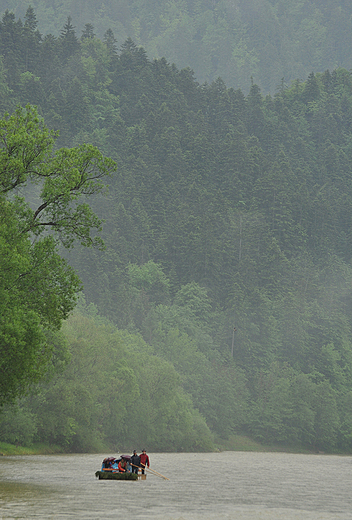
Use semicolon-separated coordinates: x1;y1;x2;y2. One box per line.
139;449;150;474
111;459;119;471
101;457;118;471
118;458;127;473
131;450;141;474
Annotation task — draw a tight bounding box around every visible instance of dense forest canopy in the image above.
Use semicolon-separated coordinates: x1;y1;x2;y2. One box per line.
1;0;352;93
2;6;352;452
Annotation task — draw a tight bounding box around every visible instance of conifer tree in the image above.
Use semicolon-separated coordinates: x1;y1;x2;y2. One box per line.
23;5;41;73
81;23;95;40
24;5;38;32
59;16;79;61
0;10;23;88
103;28;117;56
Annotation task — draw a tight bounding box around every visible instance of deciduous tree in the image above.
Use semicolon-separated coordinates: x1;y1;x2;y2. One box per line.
0;105;115;405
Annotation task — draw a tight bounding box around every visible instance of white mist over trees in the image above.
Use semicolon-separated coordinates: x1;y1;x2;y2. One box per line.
1;1;352;93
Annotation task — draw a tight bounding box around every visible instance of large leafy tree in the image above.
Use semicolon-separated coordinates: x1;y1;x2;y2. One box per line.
0;104;115;405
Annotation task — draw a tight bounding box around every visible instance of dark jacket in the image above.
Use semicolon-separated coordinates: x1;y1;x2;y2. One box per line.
131;454;141;467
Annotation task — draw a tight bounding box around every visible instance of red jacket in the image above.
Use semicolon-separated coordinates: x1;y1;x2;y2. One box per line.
139;453;149;467
118;460;126;472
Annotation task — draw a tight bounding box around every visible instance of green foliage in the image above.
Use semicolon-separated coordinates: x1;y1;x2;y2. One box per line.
249;365;317;446
0;105;115;406
173;282;212;325
0;404;37;445
128;260;170;304
0;201;63;404
23;311;214;452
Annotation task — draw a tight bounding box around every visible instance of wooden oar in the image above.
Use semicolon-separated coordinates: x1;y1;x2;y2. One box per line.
131;463;169;480
148;467;169;480
131;462;151;475
141;463;170;480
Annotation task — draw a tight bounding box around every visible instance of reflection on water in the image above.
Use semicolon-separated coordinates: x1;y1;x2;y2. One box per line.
0;452;351;519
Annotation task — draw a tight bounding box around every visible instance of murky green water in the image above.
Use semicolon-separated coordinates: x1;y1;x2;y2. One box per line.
0;451;351;519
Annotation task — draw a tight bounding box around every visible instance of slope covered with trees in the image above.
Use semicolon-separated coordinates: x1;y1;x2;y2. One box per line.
2;8;352;452
1;0;352;93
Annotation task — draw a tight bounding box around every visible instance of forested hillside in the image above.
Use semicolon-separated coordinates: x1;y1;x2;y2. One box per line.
1;0;352;93
2;7;352;452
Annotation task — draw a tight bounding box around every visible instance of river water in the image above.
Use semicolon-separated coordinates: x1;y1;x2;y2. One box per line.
0;451;351;519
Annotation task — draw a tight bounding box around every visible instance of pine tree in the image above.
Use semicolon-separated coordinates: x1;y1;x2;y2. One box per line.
103;28;117;56
24;5;38;32
81;23;95;40
59;16;79;61
23;5;41;72
0;10;23;88
303;72;320;103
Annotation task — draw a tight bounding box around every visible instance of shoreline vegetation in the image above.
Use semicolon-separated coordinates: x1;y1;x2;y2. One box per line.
1;436;349;457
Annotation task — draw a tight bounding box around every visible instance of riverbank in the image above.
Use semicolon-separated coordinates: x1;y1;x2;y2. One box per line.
214;435;327;454
0;442;63;456
0;435;347;456
215;435;273;452
0;437;276;456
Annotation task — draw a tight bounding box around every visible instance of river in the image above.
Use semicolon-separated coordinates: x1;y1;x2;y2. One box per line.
0;451;351;519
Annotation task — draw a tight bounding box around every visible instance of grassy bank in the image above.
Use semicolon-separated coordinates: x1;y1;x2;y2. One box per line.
215;434;268;452
0;442;63;456
214;435;319;454
0;437;273;456
0;436;343;456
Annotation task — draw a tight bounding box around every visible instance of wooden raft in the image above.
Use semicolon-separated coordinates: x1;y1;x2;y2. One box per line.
95;470;138;480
